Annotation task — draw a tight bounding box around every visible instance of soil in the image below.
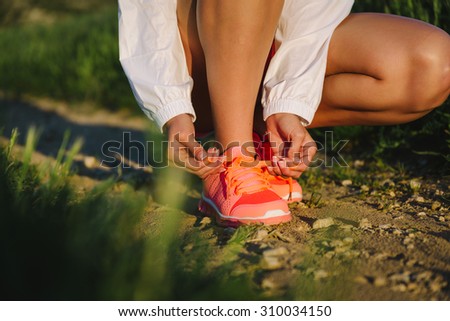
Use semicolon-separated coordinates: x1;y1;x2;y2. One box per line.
1;97;449;300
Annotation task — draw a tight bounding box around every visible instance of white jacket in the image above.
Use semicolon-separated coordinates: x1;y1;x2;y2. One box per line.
119;0;354;130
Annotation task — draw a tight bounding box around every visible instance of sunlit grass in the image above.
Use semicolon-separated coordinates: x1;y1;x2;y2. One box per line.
0;128;265;300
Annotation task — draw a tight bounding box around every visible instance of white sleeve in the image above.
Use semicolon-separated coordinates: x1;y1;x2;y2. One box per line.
262;0;354;125
118;0;196;131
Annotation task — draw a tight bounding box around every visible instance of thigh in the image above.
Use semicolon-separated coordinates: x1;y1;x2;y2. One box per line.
326;12;449;79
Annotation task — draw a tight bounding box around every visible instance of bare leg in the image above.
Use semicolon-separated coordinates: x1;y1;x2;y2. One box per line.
178;7;450;133
311;13;450;127
177;0;214;134
196;0;284;150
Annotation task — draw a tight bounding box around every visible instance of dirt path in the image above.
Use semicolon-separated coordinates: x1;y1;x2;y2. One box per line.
1;97;449;300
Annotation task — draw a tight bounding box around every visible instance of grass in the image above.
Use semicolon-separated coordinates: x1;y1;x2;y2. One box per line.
0;128;268;300
0;7;135;110
353;0;450;29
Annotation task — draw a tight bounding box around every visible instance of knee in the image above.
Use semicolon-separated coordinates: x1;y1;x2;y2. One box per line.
402;30;450;113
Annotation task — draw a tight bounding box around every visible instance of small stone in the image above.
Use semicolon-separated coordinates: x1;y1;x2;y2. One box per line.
348;250;361;257
417;212;427;217
416;196;425;203
430;281;443;293
250;229;269;241
324;251;335;259
403;237;413;245
439;216;445;222
330;240;344;248
392;284;407;292
295;222;310;232
374;277;387;287
360;185;370;192
406;260;416;268
261;256;283;270
431;201;441;211
417;271;433;282
354;276;369;284
305;268;315;275
340;224;354;230
263;247;289;258
312;217;335;229
201;216;212;225
409;179;421;191
343;237;354;245
359;218;372;229
84;156;97;169
259;243;270;250
382;179;395;187
390;271;411;284
393;229;402;236
314;270;329;280
407;244;415;250
392;202;402;209
407;283;418;291
388;191;396;198
261;278;278;290
341;180;352;187
354;160;365;167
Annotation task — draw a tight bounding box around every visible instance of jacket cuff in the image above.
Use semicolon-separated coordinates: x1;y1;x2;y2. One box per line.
145;99;196;132
263;99;316;126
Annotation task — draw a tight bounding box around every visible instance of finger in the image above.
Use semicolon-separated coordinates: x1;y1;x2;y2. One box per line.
285;156;309;173
206;148;225;164
271;156;283;176
277;159;306;179
207;147;219;158
277;159;291;178
287;130;305;160
266;166;278;176
177;132;208;161
302;141;317;166
278;165;303;179
266;131;284;157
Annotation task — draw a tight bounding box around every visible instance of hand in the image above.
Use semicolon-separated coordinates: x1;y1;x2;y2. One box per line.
265;113;317;178
165;114;224;179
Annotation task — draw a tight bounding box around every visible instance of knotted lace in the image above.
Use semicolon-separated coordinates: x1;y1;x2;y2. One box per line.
224;157;271;197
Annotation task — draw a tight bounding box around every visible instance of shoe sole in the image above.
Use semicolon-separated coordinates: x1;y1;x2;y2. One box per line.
198;195;291;227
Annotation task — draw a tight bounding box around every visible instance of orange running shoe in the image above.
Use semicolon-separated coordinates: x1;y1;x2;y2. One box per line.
263;171;303;203
198;147;291;227
253;132;303;203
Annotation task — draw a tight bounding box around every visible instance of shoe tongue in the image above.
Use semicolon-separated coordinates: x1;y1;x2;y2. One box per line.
224;146;256;163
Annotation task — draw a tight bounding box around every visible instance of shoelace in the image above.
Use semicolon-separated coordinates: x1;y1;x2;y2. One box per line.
224;157;271;197
253;132;294;200
262;168;293;201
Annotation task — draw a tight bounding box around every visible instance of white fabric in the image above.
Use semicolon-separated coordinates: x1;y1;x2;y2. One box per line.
118;0;354;130
263;0;354;125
